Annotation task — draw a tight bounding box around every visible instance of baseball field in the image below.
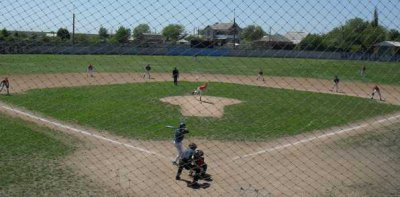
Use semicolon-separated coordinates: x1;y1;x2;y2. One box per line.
1;54;400;195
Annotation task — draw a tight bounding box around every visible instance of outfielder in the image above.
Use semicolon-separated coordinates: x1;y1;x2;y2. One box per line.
192;82;208;101
371;85;384;101
172;123;189;165
0;77;10;95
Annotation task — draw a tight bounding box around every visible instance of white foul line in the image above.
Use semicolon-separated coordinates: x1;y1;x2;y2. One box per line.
232;113;400;161
1;105;167;159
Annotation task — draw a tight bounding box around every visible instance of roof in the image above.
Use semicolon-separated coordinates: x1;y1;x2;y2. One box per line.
177;39;189;43
374;41;400;47
207;23;240;31
284;32;308;44
258;34;292;43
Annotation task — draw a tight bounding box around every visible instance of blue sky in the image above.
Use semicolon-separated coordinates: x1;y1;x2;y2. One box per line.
0;0;399;35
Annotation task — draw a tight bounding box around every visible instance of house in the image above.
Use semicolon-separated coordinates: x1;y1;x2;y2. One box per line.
284;32;308;45
203;22;241;46
373;41;400;56
253;34;295;50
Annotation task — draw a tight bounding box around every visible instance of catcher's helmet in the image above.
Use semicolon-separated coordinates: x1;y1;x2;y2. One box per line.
188;142;197;150
194;150;204;157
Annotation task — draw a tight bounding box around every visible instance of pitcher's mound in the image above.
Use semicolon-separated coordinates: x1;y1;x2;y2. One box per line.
160;96;242;118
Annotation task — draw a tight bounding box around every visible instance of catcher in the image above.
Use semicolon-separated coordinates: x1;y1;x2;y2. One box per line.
190;150;210;180
0;77;10;95
192;82;208;101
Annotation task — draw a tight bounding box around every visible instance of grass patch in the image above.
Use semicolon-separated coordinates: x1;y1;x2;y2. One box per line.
1;54;399;84
1;82;399;141
0;114;98;195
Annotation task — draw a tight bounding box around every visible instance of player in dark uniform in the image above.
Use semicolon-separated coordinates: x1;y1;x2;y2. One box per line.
176;143;198;185
371;85;384;101
360;65;366;77
172;67;179;85
0;77;10;95
172;123;189;165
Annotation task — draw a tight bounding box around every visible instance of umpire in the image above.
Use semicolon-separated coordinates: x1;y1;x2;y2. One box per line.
172;67;179;85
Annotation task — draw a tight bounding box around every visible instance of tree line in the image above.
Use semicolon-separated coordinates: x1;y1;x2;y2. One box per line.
297;18;400;52
1;16;399;52
0;24;186;44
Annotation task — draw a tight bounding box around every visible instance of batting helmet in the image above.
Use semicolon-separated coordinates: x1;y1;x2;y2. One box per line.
179;122;186;128
188;142;197;150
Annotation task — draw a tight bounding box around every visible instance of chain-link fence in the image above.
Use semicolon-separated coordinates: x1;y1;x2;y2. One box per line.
1;0;400;196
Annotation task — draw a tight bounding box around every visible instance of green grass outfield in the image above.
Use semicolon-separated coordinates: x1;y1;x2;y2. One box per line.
0;114;97;195
1;82;399;141
1;54;399;84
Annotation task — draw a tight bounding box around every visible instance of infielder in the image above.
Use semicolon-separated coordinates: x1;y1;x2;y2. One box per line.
330;75;340;93
371;85;384;101
0;77;10;95
192;82;208;101
256;69;265;81
143;64;151;79
172;123;189;165
87;64;95;77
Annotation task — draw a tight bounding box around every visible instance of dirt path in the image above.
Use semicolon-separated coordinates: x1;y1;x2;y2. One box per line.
2;72;400;105
1;72;400;196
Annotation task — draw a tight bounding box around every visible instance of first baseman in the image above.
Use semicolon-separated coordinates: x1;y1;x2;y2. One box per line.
0;77;10;95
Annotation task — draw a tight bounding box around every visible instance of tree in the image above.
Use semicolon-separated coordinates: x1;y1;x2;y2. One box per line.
240;25;266;41
185;35;203;41
387;29;400;41
296;34;326;51
75;34;90;43
112;26;131;43
98;26;109;41
56;28;70;40
133;24;151;39
372;7;379;27
162;24;184;41
0;28;10;38
361;24;386;51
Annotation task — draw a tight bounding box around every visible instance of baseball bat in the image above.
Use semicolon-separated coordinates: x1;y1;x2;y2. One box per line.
165;125;177;129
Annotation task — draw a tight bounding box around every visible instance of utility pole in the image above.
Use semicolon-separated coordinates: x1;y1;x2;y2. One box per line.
233;8;236;49
72;13;75;44
269;26;272;42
